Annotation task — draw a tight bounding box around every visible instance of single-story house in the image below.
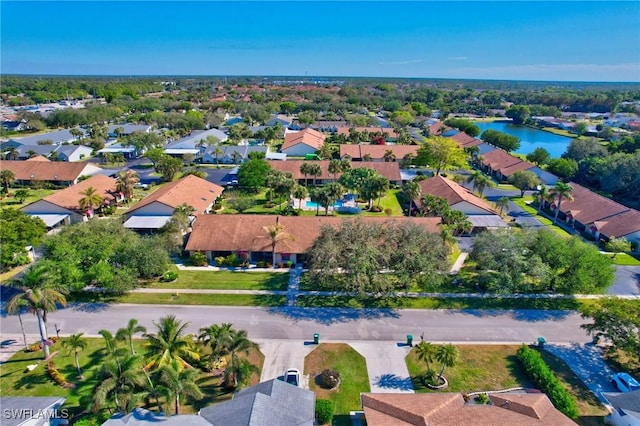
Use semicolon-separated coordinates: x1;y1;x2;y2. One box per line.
97;143;138;159
163;129;229;158
103;408;210;426
199;379;315;426
336;127;399;142
267;160;402;185
0;160;105;186
414;175;506;230
202;145;269;164
280;128;326;156
4;144;59;160
479;149;535;181
186;215;441;264
360;392;576;425
266;114;295;127
1;396;67;426
588;209;640;251
603;390;640;426
340;144;419;162
1;119;27;132
310;120;348;133
21;174;121;226
55;145;93;162
107;124;152;138
1;128;85;149
123;175;224;231
448;131;483;148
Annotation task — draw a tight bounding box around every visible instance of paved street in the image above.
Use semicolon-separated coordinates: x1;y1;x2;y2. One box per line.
0;304;592;344
609;266;640;296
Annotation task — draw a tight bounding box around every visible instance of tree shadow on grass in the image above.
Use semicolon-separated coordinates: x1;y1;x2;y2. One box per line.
266;306;399;325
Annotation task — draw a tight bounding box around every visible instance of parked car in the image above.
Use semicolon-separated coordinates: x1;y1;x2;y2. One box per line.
283;368;300;387
611;372;640;393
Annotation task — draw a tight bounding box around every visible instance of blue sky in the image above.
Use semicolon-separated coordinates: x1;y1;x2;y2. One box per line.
2;1;639;82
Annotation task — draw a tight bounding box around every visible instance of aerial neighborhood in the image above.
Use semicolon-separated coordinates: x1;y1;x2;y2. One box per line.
1;75;639;426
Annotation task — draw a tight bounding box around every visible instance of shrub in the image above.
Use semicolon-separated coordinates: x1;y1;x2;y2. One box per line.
256;260;266;268
317;369;341;389
286;260;294;268
369;206;382;213
516;345;579;418
475;393;490;404
384;208;393;216
214;256;226;266
315;399;334;424
277;262;284;269
160;271;178;282
225;253;240;267
191;251;208;266
47;361;74;388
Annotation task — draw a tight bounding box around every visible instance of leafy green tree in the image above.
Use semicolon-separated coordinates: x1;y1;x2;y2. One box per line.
534;184;552;210
547;158;578;180
390;110;414;127
222;328;256;389
0;169;16;192
237;158;270;192
292;184;308;210
228;123;251;143
550;182;574;224
581;298;640;362
198;323;233;370
416;136;467;174
480;129;521;152
14;189;29;203
144;148;165;168
63;333;88;377
160;365;204;415
444;117;480;137
401;181;421;213
0;209;46;271
308;163;322;186
508;170;540;197
505;104;530;124
143;315;199;371
116;319;147;355
564;138;607;162
227;194;256;213
338;167;379;200
526;147;551;166
604;236;632;258
116;170;139;203
156;156;183;182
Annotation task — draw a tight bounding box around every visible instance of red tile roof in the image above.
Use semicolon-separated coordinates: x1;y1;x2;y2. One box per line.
416;175;495;214
267;160;402;182
481;150;534;177
592;209;640;238
336;127;399;139
127;175;224;216
40;174;119;211
0;160;96;182
361;392;575;426
339;145;419;160
450;132;483;148
281;128;325;152
559;182;632;226
25;155;51;162
186;215;442;253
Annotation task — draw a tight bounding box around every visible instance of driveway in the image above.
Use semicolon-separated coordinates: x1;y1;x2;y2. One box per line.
544;343;617;404
608;266;640;296
256;339;316;388
350;341;414;393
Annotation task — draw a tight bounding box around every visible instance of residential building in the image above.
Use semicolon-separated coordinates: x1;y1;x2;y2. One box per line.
360;392;576;425
0;397;67;426
480;149;535;181
267;160;402;185
103;408;210;426
280;128;325;156
107;124;152;138
0;160;105;186
199;379;315;426
202;145;268;164
1;128;85;149
55;145;93;162
449;131;483;148
21;174;121;226
186;215;441;264
603;390;640;426
336;127;399;141
123;175;224;231
339;144;419;162
163;129;229;158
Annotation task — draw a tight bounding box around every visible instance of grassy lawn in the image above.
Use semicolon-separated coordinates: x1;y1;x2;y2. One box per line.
449;243;461;267
359;189;404;217
406;344;607;425
511;197;572;237
304;343;370;425
0;337;264;419
608;252;640;266
68;292;286;306
540;127;578;138
296;295;594;311
0;188;55;208
146;270;289;290
0;264;29;284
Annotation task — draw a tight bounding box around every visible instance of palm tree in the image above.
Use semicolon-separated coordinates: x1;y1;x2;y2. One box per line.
78;186;104;215
143;315;199;371
0;169;16;193
8;265;67;359
5;296;29;350
401;181;421;215
466;171;495;197
63;333;88;378
328;159;342;179
292;184;308;210
160;365;204;415
300;162;312;186
116;170;139;204
198;323;233;369
116;318;147;355
308;163;322;186
93;354;145;413
435;343;458;378
550;182;574;224
6;147;19;160
231;150;242;164
495;196;510;216
69;128;84;141
254;218;295;266
415;341;437;379
223;328;256;389
383;149;396;162
534;184;552;211
363;153;372;162
212;145;223;165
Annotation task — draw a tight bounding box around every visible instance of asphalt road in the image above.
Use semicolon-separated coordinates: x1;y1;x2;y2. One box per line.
0;304;592;344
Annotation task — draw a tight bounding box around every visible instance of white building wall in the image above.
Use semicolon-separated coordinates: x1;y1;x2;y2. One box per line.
21;200;82;223
282;144;317;157
126;202;176;218
451;201;494;215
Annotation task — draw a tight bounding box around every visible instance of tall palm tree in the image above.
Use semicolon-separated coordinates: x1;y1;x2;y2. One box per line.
466;171;495;197
534;184;552;211
213;145;223;165
254;219;296;266
415;341;437;379
63;333;88;378
160;365;204;415
143;315;199;371
198;323;233;369
328;159;342;179
308;163;322;186
292;184;308;210
5;296;29;350
383;149;396;162
116;170;139;204
0;169;16;193
223;328;256;389
93;354;145;414
401;181;421;215
78;186;104;215
8;265;67;359
300;162;312;186
495;196;510;216
363;153;372;162
435;343;458;378
6;147;19;160
550;182;574;224
116;318;147;355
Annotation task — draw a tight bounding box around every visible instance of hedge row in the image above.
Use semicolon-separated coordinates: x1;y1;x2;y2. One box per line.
47;361;75;388
516;344;579;419
315;399;334;425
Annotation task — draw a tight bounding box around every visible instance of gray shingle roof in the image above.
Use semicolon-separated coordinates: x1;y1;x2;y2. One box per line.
102;408;211;426
0;397;66;426
199;379;315;426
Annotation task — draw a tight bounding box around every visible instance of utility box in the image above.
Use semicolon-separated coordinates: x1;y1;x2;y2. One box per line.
313;333;319;344
407;335;413;347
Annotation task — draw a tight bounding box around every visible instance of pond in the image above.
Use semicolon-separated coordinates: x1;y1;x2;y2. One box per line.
474;121;573;158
